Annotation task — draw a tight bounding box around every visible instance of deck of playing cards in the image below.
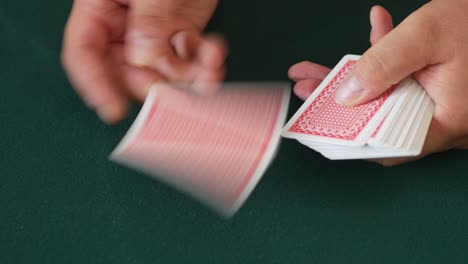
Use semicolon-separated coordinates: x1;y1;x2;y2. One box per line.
110;83;290;216
281;55;435;160
110;54;435;216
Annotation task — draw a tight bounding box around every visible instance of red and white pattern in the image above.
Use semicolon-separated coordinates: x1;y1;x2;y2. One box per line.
111;84;290;216
289;60;395;141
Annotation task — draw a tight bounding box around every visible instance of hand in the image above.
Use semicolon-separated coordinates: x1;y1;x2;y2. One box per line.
62;0;226;124
288;3;468;166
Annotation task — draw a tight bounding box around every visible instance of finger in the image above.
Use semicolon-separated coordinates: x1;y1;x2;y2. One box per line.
170;32;228;66
171;31;200;60
111;43;165;101
191;67;226;94
125;0;198;81
121;65;166;101
169;32;227;94
171;32;227;70
196;34;228;70
293;79;323;100
369;5;394;45
288;61;331;82
334;5;442;106
62;0;128;124
191;36;227;94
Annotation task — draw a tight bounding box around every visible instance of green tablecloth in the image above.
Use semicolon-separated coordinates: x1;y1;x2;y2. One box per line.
2;0;468;263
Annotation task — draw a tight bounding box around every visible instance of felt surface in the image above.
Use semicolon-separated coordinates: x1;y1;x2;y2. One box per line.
2;0;468;263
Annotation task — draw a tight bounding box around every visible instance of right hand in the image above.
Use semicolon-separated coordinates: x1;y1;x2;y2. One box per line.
289;3;468;166
62;0;226;124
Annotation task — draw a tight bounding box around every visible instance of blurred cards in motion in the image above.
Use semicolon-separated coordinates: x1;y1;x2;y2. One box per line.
281;55;434;160
110;55;435;216
110;83;291;217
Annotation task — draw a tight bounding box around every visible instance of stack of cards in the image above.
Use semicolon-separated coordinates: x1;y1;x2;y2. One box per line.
110;54;435;216
111;83;290;216
281;55;435;160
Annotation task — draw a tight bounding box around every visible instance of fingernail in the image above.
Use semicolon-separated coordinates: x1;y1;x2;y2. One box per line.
126;32;155;67
334;74;365;106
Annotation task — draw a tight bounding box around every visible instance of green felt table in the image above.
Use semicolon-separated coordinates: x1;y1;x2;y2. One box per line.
2;0;468;263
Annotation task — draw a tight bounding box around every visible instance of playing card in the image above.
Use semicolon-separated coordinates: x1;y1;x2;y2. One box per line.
282;55;403;146
368;78;422;147
282;54;435;160
110;83;290;217
109;52;435;217
298;90;433;160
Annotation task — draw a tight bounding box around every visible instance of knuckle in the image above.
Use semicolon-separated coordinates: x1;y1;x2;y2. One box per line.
359;48;392;86
404;8;439;62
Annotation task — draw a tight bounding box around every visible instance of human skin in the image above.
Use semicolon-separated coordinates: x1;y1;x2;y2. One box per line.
62;0;226;124
289;3;468;166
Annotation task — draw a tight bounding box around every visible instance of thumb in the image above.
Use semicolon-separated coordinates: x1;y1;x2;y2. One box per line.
334;11;437;106
125;0;195;77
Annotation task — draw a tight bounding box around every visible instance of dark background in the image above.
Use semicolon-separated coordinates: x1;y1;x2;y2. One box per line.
3;0;468;263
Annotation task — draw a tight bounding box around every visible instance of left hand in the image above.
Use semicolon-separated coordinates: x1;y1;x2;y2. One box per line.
62;0;226;124
288;3;468;166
